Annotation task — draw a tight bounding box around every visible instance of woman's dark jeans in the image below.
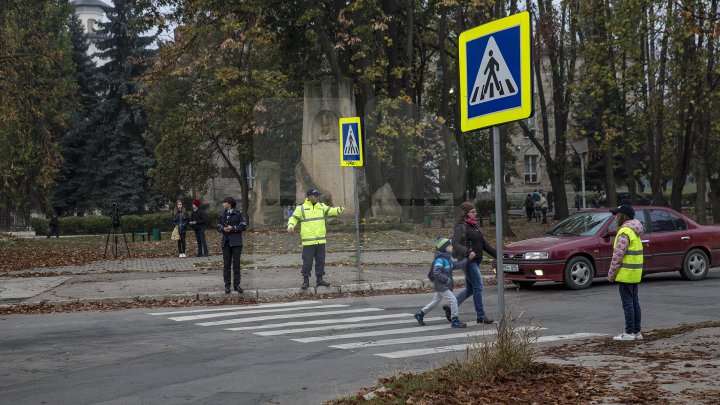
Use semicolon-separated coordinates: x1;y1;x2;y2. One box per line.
455;261;486;317
619;282;641;334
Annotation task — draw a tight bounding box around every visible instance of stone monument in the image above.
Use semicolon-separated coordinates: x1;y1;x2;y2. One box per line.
296;77;358;212
371;183;402;221
250;160;283;226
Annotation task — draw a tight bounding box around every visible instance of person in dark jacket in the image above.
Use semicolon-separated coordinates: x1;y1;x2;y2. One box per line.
524;194;534;222
172;201;190;257
47;214;60;238
217;196;247;294
444;201;497;324
190;199;209;257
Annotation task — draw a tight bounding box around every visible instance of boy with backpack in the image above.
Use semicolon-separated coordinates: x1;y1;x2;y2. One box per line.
415;238;474;328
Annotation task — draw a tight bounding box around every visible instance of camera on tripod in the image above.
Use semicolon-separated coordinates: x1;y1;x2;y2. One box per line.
104;202;130;259
110;203;121;229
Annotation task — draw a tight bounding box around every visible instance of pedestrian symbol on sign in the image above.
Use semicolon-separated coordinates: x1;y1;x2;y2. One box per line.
470;36;518;105
343;126;359;155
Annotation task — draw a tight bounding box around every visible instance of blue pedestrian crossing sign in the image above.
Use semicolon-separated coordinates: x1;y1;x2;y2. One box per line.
459;11;533;131
339;117;363;167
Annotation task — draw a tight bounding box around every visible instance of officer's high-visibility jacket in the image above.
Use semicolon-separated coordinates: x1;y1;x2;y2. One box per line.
288;199;343;246
614;226;643;283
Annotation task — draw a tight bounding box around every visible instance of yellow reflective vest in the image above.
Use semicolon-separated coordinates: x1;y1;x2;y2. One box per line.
287;199;343;246
614;226;643;283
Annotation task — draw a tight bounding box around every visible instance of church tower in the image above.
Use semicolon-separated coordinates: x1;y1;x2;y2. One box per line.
72;0;109;66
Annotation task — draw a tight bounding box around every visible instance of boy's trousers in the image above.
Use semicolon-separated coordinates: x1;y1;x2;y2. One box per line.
422;290;458;318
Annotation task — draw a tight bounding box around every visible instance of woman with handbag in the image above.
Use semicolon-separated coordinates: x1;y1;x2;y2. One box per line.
171;200;190;257
443;201;497;324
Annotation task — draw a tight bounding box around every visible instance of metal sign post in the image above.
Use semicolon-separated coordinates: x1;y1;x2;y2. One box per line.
339;117;364;281
571;138;589;210
493;126;505;316
458;12;532;322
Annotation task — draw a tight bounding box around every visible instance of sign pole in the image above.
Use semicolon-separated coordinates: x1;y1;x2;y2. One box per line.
580;153;587;210
353;167;362;280
492;126;505;319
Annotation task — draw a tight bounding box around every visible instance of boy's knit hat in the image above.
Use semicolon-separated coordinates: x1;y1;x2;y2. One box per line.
436;238;452;251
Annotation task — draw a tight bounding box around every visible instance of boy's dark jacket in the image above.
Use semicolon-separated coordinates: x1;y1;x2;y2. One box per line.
430;252;468;292
216;209;247;247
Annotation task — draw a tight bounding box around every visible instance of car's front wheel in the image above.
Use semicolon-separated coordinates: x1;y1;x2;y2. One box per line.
679;248;709;281
563;256;594;290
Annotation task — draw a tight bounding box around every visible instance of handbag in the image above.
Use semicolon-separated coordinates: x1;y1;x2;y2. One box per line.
171;226;180;241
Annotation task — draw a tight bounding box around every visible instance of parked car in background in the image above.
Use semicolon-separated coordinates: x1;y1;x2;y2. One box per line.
599;192;652;207
501;206;720;289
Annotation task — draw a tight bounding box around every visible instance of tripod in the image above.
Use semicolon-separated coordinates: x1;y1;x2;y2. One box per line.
104;207;131;259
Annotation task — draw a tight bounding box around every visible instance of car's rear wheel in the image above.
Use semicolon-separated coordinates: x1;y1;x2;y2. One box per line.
563;256;594;290
679;248;709;281
514;281;536;289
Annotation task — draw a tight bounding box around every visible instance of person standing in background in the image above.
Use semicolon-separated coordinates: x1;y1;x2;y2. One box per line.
190;199;209;257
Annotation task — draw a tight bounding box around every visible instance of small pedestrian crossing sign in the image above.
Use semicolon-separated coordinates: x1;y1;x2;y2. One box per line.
459;11;533;131
339;116;363;167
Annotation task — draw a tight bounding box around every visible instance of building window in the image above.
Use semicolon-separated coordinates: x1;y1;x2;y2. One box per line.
524;155;538;183
504;173;512;184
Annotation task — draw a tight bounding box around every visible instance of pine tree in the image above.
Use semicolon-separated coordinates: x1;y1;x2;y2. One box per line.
53;14;99;215
80;0;159;214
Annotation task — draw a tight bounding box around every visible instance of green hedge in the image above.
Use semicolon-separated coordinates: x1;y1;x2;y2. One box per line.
31;210;221;236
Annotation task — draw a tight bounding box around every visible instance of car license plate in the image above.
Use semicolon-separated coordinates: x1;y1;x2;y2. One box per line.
503;264;519;273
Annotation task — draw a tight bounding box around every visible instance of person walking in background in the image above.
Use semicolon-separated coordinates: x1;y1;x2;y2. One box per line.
190;199;209;257
47;213;60;238
575;193;582;211
524;194;534;222
607;204;644;341
287;188;344;289
217;197;247;294
172;201;189;257
415;238;472;329
539;192;548;224
443;201;496;325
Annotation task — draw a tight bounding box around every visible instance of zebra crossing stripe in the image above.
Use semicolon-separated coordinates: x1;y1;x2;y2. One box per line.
329;326;545;350
147;301;322;316
196;308;385;326
374;332;606;359
259;317;445;337
290;320;457;342
169;304;348;322
244;314;414;334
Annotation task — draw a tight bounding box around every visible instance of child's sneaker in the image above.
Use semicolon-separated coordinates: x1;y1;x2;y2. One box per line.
441;305;452;322
634;332;644;340
414;310;425;326
612;332;636;341
450;317;467;328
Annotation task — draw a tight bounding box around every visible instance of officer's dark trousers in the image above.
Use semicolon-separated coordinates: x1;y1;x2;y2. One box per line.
301;244;326;278
222;244;242;287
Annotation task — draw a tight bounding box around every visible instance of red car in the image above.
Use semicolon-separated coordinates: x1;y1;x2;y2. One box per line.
502;206;720;289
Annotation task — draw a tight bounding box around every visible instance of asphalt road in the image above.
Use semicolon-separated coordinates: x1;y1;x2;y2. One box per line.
2;271;719;405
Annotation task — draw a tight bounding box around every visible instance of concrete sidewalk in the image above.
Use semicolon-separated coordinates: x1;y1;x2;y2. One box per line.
0;250;492;306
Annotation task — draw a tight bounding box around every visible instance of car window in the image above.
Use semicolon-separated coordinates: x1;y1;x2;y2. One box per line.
606;210;648;233
545;212;612;236
650;210;684;232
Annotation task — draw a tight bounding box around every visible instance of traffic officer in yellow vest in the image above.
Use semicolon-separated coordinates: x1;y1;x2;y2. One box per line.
287;188;344;289
607;204;645;341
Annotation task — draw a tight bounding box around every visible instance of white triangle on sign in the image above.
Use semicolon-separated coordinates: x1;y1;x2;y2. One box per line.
469;36;518;105
344;126;359;155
